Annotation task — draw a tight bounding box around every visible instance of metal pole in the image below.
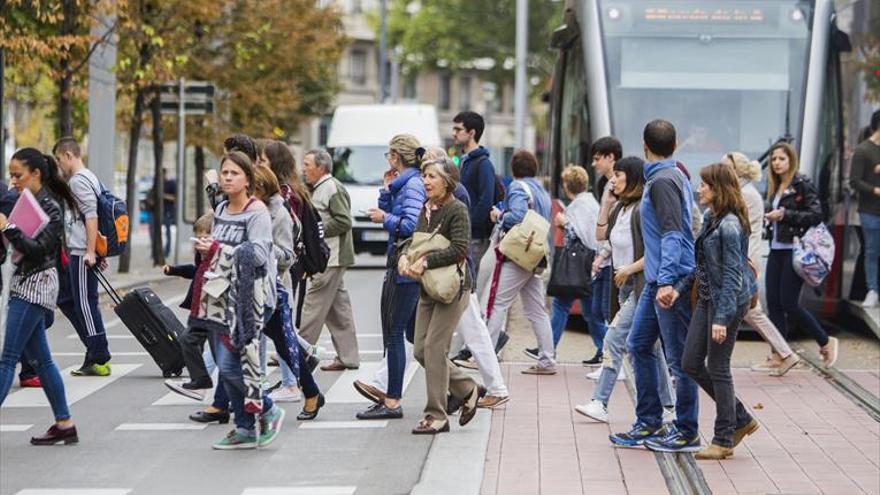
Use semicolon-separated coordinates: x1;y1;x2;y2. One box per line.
175;77;185;264
514;0;528;149
378;0;388;103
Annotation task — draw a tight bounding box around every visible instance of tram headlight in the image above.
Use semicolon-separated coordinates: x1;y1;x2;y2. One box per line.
790;8;804;22
608;7;621;20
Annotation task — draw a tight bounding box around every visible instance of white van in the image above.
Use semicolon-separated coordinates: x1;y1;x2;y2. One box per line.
327;104;441;255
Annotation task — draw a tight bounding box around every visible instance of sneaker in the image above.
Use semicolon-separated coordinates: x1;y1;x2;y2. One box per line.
820;336;839;368
586;368;626;381
20;376;42;388
521;365;557;375
662;406;676;424
71;362;111;377
269;386;303;403
644;426;701;453
356;402;403;420
257;406;286;447
609;423;664;449
769;354;800;377
863;290;879;308
213;429;257;450
574;400;608;423
522;347;540;361
164;379;208;401
477;395;509;409
453;356;479;370
582;350;603;366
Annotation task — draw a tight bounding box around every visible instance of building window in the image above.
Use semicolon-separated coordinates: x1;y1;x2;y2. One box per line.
403;73;417;100
439;73;451;110
492;84;504;113
350;49;367;86
459;75;472;111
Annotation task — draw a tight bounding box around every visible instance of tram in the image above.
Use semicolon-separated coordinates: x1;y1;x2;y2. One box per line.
543;0;877;334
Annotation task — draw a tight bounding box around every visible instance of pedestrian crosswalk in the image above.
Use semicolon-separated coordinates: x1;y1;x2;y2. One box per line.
2;364;141;408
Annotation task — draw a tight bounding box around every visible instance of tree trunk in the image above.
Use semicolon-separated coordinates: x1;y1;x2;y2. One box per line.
57;0;76;138
151;88;165;266
118;88;147;273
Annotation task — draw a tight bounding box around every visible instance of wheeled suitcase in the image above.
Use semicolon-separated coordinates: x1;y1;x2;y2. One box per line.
95;270;185;377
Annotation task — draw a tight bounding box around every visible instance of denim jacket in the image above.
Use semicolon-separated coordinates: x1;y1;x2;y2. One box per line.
675;211;757;327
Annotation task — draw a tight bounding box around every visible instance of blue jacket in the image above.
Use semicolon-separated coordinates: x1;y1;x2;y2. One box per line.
641;159;695;285
378;166;426;284
459;146;496;240
676;212;757;326
500;177;552;231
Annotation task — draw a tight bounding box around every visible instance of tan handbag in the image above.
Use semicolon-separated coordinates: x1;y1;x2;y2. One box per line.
498;181;550;272
407;226;464;304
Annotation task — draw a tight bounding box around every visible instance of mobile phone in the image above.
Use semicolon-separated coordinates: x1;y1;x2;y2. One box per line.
190;237;202;243
358;208;369;215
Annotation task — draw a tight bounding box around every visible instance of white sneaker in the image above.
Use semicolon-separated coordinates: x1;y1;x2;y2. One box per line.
662;406;676;424
574;400;608;423
863;291;879;308
269;387;303;403
585;368;626;381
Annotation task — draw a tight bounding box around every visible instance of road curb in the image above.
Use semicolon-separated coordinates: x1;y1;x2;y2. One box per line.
410;409;491;495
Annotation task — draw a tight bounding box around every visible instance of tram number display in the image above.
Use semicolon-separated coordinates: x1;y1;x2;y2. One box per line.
642;7;766;23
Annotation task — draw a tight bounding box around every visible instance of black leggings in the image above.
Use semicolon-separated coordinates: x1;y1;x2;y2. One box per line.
262;308;320;398
765;249;829;347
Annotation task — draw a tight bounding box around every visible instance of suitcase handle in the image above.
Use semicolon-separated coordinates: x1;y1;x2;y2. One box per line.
93;268;123;306
138;326;159;346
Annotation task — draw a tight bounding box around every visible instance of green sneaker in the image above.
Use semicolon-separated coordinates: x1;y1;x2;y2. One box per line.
258;406;286;447
70;362;111;377
212;429;257;450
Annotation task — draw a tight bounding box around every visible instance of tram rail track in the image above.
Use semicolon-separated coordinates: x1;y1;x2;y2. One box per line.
795;348;880;422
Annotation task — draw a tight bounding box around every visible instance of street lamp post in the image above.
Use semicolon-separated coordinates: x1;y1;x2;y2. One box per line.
514;0;528;149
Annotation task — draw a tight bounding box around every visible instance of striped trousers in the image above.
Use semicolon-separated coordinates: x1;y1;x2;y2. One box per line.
57;255;111;365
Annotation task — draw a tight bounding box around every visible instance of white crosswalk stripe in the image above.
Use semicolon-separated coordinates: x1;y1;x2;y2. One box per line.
241;488;356;495
2;364;141;408
298;421;388;429
115;423;207;431
324;361;418;404
0;424;33;432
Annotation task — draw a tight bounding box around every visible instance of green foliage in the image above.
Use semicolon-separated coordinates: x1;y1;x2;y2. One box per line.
857;16;880;103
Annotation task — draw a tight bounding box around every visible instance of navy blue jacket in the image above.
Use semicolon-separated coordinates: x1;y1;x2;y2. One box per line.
459;146;496;240
378;166;426;284
676;211;757;326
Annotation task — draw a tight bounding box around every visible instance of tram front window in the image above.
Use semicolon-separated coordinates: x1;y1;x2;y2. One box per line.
598;0;812;180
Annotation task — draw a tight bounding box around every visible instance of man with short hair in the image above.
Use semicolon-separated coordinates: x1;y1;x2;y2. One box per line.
610;120;700;452
453;111;497;268
850;109;880;307
584;136;621;366
53;137;112;376
298;149;360;370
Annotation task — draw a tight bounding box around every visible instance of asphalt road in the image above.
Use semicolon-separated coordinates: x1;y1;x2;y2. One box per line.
0;267;442;495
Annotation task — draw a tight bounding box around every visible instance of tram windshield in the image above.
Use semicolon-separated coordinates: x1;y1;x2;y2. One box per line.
598;0;812;179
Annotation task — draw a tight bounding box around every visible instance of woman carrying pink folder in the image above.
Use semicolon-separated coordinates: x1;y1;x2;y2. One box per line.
0;148;81;446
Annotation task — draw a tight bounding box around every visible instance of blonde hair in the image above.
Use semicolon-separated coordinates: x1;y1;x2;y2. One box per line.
722;151;761;182
766;142;799;198
253;164;281;202
193;212;214;236
560;164;589;195
389;134;422;167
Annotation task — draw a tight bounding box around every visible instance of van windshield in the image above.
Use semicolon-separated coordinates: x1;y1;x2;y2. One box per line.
332;146;387;185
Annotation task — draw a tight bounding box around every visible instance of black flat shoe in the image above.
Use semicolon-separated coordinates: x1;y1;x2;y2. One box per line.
31;425;78;445
582;351;603;366
189;410;230;424
356;403;403;420
297;393;325;421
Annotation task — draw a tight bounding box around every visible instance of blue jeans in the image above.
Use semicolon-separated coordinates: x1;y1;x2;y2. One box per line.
626;283;699;437
208;330;273;432
550;296;602;349
57;256;111;365
590;266;611;352
0;298;71;421
593;287;675;407
765;249;829;346
386;281;420;399
861;213;880;292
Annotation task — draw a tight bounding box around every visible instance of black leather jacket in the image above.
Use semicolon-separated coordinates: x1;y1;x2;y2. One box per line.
765;174;822;244
4;188;64;278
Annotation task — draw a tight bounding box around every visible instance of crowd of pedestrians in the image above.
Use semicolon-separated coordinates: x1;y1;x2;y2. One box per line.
0;109;863;459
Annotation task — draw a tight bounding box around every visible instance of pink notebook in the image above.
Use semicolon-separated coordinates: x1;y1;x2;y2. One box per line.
7;188;50;263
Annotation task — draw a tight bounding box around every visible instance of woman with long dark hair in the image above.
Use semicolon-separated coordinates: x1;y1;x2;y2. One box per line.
676;163;758;459
0;148;79;445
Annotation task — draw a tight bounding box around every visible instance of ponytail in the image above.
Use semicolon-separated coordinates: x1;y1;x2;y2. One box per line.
42;154;78;214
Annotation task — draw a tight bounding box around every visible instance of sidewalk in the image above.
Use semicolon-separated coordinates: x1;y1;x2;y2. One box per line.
481;363;880;495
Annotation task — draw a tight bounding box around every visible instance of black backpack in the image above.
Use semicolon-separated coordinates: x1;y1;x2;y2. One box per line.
296;201;331;277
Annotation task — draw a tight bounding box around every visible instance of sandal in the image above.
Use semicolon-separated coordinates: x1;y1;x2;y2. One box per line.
411;415;450;435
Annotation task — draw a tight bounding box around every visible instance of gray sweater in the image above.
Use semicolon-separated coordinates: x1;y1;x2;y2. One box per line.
66;168;101;256
268;194;297;294
213;199;276;308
